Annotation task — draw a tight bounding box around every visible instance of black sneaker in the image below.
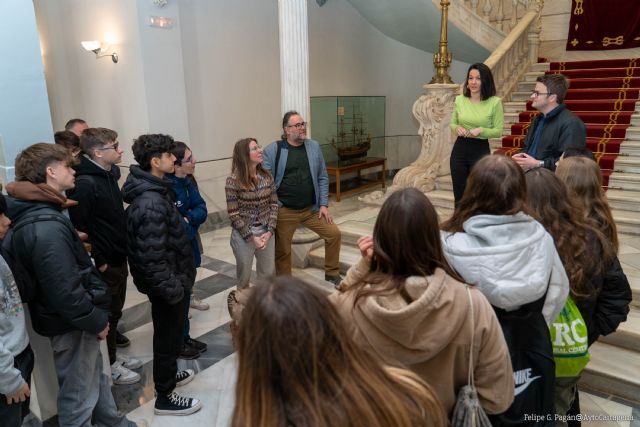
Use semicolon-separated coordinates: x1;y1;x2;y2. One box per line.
185;337;207;353
154;391;202;416
325;275;343;290
176;369;196;387
178;344;200;360
116;331;130;348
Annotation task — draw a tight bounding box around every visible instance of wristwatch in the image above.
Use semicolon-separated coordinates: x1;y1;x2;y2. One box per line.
538;160;544;168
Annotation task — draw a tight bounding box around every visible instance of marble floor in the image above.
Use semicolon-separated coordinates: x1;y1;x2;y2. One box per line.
25;187;640;427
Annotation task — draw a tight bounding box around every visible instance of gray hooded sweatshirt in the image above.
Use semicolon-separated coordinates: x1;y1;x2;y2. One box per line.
441;212;569;325
0;255;29;396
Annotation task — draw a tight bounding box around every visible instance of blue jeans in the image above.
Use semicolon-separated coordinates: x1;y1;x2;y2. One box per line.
0;345;33;427
50;330;135;427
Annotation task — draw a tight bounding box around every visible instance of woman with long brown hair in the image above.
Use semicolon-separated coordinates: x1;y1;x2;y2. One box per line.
556;156;618;252
524;166;630;423
225;138;278;289
232;276;447;427
440;154;569;425
330;187;513;417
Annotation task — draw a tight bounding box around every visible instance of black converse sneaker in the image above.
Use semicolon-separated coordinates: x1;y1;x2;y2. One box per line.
175;369;196;387
154;392;202;415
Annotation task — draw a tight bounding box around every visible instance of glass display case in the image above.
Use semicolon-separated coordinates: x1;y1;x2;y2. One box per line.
310;96;385;166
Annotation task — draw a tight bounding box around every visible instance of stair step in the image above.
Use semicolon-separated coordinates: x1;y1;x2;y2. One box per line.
625;127;640;141
629;271;640;309
580;342;640;403
503;101;528;114
606;189;640;212
425;189;455;211
530;62;550;73
611;157;640;173
600;307;640;352
436;174;453;191
308;244;362;275
608;171;640;190
613;210;640;236
338;220;374;246
516;80;537;93
620;141;640;156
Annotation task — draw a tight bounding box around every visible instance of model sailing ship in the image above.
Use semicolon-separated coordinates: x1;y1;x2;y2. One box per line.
329;107;372;161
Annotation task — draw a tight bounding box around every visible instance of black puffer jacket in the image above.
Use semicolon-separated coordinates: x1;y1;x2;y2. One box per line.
4;189;109;337
576;255;631;346
67;155;127;268
122;166;195;305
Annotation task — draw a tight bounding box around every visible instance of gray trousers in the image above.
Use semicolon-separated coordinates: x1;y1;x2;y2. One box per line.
50;330;135;427
230;225;275;289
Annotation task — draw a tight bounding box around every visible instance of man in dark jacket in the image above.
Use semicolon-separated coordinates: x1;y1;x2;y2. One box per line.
67;127;142;385
513;73;587;171
122;134;201;416
3;143;138;427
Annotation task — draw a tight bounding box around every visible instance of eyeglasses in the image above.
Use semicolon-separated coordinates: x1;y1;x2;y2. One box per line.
287;122;307;129
183;154;194;164
96;142;119;151
531;91;552;98
249;145;263;152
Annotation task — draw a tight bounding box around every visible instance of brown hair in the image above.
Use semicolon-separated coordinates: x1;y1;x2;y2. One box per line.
556;157;618;253
442;154;529;232
54;130;80;152
80;127;118;157
536;74;570;103
15;143;73;184
353;188;463;304
232;276;447;427
525;167;612;299
231;138;268;190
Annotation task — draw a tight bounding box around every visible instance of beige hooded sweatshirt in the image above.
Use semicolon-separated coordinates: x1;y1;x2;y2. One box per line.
330;258;514;416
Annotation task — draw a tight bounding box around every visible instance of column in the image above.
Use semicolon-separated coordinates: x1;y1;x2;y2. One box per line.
278;0;310;121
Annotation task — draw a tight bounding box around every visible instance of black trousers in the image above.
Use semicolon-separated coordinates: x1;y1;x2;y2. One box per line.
102;261;128;364
150;293;186;395
0;345;34;427
450;137;490;203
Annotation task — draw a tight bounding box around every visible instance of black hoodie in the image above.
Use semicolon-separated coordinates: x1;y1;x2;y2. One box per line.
121;166;195;304
67;155;127;268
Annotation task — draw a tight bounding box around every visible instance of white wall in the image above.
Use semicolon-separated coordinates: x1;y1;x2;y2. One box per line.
35;0;150;166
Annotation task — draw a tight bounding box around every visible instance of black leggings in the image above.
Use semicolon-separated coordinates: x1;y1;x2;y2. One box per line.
450;137;490;203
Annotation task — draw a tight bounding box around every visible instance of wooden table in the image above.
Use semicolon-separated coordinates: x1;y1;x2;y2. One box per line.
326;157;386;202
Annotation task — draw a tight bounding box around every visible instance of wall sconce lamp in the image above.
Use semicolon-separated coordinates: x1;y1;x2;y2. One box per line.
81;41;118;63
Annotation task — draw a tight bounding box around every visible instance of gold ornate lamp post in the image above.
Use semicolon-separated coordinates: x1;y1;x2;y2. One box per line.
430;0;454;84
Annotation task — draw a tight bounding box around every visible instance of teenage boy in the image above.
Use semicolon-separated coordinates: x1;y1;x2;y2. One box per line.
0;194;33;427
4;143;138;427
67;127;142;385
122;134;201;415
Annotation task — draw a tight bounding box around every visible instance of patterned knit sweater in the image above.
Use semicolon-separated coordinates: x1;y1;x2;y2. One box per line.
225;172;278;241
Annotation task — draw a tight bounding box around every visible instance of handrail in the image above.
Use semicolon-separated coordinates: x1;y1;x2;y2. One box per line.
483;4;541;99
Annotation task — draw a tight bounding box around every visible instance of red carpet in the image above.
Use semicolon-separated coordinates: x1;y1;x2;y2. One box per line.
498;57;640;188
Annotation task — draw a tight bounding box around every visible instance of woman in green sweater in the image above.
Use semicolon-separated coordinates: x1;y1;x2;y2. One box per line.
449;63;504;202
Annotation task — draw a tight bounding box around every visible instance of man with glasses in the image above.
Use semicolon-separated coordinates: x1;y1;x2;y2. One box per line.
512;74;586;171
68;128;143;385
263;111;342;287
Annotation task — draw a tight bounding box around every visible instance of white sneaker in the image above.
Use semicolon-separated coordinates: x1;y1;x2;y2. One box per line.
111;361;141;385
190;295;209;311
116;353;143;370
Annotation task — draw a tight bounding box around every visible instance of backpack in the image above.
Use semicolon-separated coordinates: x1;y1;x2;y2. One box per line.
2;213;68;303
489;294;555;427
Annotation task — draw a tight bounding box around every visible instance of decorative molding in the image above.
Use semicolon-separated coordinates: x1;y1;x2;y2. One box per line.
153;0;168;7
316;0;328;6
